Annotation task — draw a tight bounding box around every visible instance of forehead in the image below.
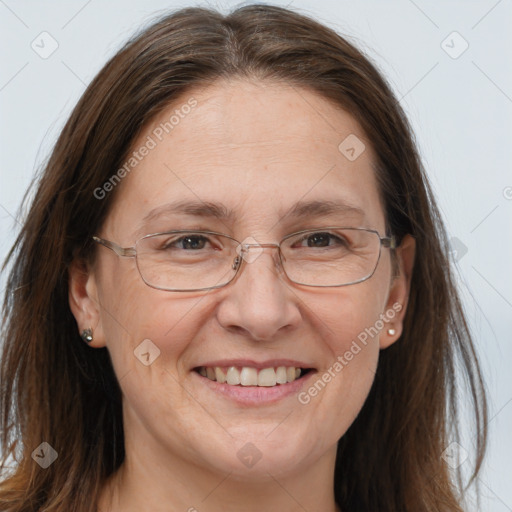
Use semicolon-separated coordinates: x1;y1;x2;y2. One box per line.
105;79;386;240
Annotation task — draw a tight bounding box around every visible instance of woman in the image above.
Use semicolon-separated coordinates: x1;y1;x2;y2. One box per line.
0;4;487;511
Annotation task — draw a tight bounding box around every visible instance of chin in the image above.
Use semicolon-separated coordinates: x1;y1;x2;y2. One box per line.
195;427;317;480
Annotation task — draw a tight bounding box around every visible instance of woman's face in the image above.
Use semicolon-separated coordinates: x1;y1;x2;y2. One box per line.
71;79;413;480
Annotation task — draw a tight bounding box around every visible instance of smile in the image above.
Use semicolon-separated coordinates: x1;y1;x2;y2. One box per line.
195;365;313;387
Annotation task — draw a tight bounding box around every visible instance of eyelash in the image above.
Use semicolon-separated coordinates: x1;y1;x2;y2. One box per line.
293;232;348;248
161;231;349;251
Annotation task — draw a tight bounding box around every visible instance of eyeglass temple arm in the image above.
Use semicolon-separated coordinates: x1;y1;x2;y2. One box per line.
92;236;136;257
381;236;397;249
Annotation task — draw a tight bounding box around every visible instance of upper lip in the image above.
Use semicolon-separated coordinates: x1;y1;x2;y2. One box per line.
193;359;315;370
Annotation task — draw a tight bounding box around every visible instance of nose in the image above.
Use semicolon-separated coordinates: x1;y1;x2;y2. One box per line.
215;244;301;341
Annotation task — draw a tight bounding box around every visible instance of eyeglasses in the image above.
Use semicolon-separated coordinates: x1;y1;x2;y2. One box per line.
92;227;396;292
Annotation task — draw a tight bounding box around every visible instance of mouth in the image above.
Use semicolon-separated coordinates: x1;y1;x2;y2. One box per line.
193;365;314;387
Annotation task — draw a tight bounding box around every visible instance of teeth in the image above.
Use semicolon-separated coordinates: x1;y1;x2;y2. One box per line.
276;366;287;384
199;365;306;387
258;368;277;387
214;367;226;384
240;367;258;386
226;366;241;385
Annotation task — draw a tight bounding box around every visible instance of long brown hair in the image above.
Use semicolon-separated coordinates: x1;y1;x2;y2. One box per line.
0;4;487;511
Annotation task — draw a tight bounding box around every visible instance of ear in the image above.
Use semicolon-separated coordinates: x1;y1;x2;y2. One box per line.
379;234;416;349
68;258;106;348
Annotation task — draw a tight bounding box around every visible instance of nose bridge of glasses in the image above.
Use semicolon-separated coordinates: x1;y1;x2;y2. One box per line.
241;242;280;250
238;242;281;257
233;241;283;271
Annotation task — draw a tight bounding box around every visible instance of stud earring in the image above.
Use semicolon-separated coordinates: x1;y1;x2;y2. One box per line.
387;328;396;336
81;328;93;343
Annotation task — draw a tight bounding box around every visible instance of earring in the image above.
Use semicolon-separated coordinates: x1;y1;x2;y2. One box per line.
81;328;93;343
387;328;396;336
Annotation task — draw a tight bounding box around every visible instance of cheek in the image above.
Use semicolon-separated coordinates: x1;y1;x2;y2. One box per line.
314;281;387;356
95;246;235;400
96;259;204;376
314;248;392;344
298;282;388;438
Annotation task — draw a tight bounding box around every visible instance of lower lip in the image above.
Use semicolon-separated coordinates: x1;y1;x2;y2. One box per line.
192;370;316;406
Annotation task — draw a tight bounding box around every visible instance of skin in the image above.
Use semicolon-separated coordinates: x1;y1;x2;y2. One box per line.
69;78;415;512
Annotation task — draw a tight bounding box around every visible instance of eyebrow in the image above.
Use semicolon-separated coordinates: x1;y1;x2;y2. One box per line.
137;198;366;233
287;199;366;221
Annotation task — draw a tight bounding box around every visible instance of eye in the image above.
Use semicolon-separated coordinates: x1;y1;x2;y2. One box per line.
293;231;349;249
162;234;213;251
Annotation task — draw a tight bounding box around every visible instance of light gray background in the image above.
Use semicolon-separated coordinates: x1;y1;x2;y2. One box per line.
1;1;511;510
